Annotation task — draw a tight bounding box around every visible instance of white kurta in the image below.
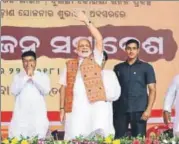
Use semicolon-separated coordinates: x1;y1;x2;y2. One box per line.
60;49;121;140
9;70;50;139
164;75;179;136
91;70;121;137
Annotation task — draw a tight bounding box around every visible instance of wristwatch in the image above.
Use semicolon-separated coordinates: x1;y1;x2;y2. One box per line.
86;20;92;26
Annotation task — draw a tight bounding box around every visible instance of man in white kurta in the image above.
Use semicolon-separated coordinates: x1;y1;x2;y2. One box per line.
60;48;103;140
9;51;50;139
91;51;121;137
163;75;179;136
59;11;121;140
60;50;121;139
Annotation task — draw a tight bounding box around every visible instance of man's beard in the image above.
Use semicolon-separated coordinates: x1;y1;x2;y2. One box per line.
78;51;92;58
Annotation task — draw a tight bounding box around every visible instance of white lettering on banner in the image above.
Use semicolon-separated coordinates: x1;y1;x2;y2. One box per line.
19;36;40;53
119;37;140;50
51;36;71;53
142;37;164;54
1;35;164;55
1;36;18;53
103;37;118;54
